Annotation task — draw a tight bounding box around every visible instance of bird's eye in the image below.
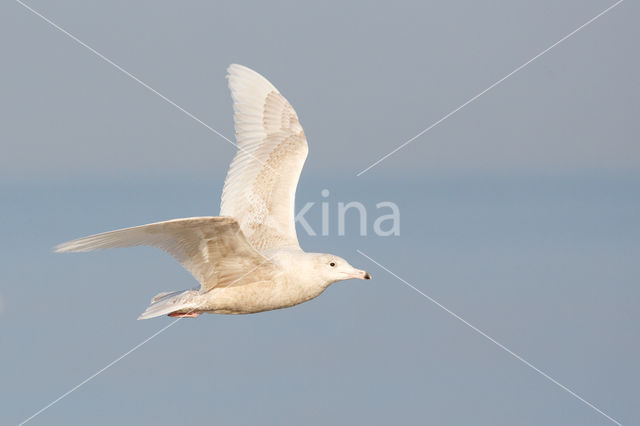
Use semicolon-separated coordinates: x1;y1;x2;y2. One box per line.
329;262;336;267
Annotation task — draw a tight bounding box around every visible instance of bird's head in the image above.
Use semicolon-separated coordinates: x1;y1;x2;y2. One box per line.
310;253;371;284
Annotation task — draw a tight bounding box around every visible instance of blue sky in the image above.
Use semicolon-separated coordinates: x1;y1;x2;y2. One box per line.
1;1;638;425
1;0;638;180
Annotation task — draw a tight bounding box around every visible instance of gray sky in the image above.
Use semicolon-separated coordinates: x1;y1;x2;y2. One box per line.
1;1;639;425
1;0;638;180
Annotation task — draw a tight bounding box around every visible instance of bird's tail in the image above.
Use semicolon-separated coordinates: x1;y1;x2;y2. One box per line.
137;289;199;320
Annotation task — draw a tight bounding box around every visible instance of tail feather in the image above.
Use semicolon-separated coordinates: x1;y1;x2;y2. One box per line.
151;291;173;303
137;289;198;320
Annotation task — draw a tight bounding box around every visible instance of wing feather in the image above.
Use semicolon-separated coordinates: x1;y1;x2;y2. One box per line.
54;217;276;291
221;64;308;250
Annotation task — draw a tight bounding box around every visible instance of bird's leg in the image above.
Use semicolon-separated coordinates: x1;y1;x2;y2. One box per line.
168;311;202;318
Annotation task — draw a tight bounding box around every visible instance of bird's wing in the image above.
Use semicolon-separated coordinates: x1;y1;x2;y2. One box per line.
54;217;278;292
221;64;309;251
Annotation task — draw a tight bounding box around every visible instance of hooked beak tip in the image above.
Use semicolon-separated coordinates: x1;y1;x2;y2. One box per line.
346;269;372;280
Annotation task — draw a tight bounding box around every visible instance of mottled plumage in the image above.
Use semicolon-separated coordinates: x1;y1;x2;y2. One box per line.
55;65;370;320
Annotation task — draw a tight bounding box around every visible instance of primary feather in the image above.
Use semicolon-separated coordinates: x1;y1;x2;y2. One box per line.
221;64;309;250
55;64;371;320
55;217;276;292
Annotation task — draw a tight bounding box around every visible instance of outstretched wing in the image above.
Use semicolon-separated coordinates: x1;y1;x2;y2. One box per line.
54;217;277;292
221;64;308;251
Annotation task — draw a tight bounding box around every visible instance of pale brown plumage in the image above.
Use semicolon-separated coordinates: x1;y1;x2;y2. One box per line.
55;217;279;293
222;65;309;250
55;65;371;320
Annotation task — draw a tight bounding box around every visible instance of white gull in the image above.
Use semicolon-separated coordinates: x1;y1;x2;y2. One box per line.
55;64;371;320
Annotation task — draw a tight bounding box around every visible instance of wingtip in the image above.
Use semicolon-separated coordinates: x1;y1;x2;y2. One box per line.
226;63;245;77
53;241;76;253
226;64;268;81
226;64;279;99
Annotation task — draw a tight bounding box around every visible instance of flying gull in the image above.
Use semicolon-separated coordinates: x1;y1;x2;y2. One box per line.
55;64;371;320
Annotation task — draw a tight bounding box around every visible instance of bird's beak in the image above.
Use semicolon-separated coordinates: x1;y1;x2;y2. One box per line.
345;269;372;280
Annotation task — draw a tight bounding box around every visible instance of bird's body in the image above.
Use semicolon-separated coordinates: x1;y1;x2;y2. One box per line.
141;247;340;318
160;250;329;316
55;65;370;319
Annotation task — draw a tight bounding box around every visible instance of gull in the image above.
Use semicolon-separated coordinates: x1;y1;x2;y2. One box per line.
55;64;371;320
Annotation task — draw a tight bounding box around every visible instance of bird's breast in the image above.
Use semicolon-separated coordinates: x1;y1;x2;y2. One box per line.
200;276;326;314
